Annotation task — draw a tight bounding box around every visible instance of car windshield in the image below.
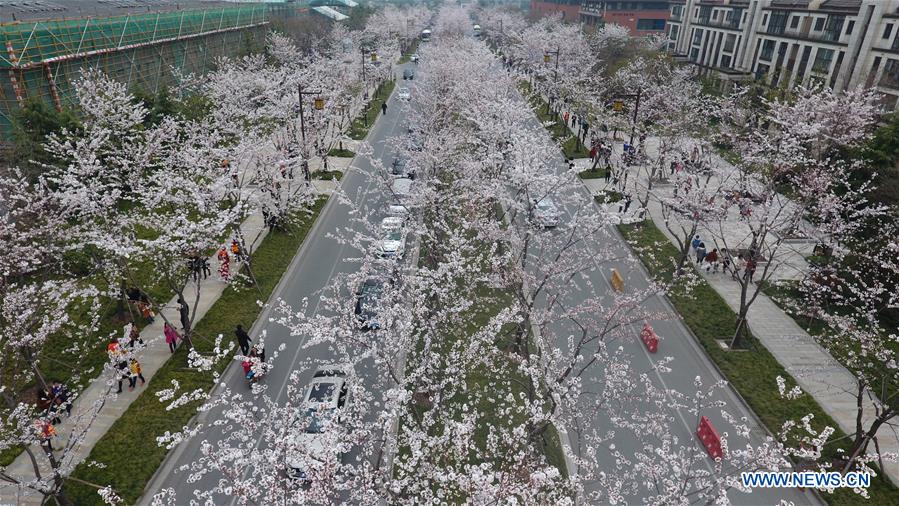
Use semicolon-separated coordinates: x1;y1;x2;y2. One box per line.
302;407;334;434
308;382;336;403
537;200;555;211
361;280;383;298
385;231;402;242
400;87;410;93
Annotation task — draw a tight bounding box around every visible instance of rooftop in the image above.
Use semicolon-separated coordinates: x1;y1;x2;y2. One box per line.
0;0;283;23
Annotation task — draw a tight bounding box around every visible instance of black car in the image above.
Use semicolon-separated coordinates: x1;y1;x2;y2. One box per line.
390;157;415;179
403;69;414;80
354;278;385;330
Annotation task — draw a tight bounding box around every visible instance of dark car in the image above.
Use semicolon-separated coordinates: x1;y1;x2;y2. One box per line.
403;69;414;80
354;278;385;330
390;157;415;179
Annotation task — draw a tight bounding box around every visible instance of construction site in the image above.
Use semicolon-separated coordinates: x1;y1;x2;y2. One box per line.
0;1;315;140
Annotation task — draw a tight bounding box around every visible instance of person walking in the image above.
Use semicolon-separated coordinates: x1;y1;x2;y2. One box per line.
691;234;702;251
704;248;719;273
164;322;179;353
381;102;387;115
235;324;252;356
115;360;130;394
745;257;757;283
218;246;231;281
696;242;707;264
128;359;146;391
126;322;144;349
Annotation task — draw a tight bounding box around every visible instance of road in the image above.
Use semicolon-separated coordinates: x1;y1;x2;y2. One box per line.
140;53;819;504
139;66;414;504
518;92;820;504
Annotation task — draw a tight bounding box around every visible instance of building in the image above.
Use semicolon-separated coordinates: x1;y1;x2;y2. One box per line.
667;0;899;110
580;1;671;35
530;0;584;22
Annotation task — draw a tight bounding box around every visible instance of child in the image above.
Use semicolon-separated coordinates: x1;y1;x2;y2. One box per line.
128;359;146;391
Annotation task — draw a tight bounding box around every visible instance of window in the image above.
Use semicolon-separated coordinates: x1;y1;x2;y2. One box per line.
846;20;855;35
893;32;899;50
760;39;776;60
884;24;893;39
724;34;736;52
756;63;770;79
790;16;800;29
814;18;825;31
637;18;666;31
763;13;769;26
690;47;700;60
693;29;703;45
698;6;712;24
812;48;834;73
880;59;899;89
721;55;732;68
768;11;788;35
823;16;845;42
672;5;682;17
669;25;680;41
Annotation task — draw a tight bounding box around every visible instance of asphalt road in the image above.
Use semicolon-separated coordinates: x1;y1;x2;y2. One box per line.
139;65;413;505
519;102;820;504
140;53;820;504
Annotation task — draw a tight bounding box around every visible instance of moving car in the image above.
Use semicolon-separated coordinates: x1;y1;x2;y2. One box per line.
377;229;406;259
381;216;404;233
402;68;415;80
354;277;385;329
286;365;352;482
398;87;411;100
534;197;561;228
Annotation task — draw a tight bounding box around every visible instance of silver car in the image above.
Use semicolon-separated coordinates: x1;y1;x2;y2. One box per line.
534;197;561;228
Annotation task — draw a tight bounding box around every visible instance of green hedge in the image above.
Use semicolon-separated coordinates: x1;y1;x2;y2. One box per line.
618;221;899;505
65;198;328;505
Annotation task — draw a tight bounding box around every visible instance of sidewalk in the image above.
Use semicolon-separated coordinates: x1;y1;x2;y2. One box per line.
0;175;342;505
556;114;899;483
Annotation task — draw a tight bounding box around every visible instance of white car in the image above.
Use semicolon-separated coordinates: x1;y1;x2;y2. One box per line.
410;53;419;62
381;216;404;233
377;229;406;259
534;197;561;228
391;177;413;199
387;204;409;218
398;87;411;100
286;366;352;482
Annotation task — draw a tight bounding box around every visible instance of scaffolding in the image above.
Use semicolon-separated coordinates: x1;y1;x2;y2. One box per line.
0;5;271;139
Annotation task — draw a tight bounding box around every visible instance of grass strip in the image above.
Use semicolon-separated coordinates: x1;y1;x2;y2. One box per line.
64;198;328;505
349;79;397;140
312;170;344;181
398;39;420;64
327;147;355;158
578;168;606;180
517;81;588;159
618;220;899;505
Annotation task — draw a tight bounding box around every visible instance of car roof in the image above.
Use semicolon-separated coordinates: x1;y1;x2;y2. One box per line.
304;376;345;407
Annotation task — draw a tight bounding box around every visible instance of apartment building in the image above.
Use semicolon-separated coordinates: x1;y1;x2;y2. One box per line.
580;1;671;35
667;0;899;109
530;0;586;22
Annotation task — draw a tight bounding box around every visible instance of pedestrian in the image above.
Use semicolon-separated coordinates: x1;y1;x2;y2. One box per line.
235;324;252;356
590;145;597;162
218;246;231;281
623;194;633;213
691;234;701;251
696;242;707;264
137;299;154;324
177;296;190;335
201;257;211;279
107;337;122;361
128;359;146;391
34;418;56;452
164;322;179;353
568;159;575;172
605;165;612;183
704;248;719;273
733;254;746;281
115;360;130;394
125;322;144;348
563;111;569;125
745;257;757;283
381;102;387;115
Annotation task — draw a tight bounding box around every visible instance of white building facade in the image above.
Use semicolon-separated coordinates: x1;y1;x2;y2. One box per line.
667;0;899;110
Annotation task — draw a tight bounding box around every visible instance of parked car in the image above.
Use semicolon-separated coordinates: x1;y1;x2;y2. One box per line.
391;177;413;200
398;87;411;100
390;157;415;179
354;277;385;329
403;68;415;80
410;53;419;62
387;204;409;218
286;365;352;482
377;230;406;259
534;197;561;228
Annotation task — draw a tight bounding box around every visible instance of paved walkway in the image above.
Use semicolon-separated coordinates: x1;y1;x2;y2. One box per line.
0;172;343;505
559;116;899;483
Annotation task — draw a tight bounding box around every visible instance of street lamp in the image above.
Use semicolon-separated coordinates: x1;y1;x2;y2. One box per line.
544;48;560;82
611;89;643;146
296;83;323;181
